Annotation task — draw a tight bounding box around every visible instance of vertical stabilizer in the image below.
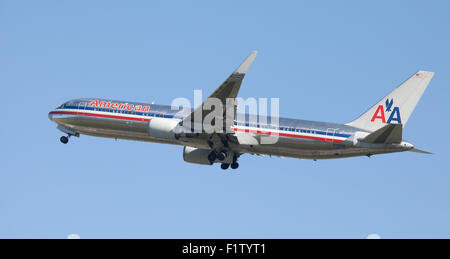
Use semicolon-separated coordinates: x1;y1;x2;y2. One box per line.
346;71;434;132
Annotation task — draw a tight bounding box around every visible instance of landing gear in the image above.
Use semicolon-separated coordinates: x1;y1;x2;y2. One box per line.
217;151;227;161
60;136;69;144
210;148;240;170
56;126;79;144
209;151;228;163
230;154;239;169
208;152;217;163
221;162;239;170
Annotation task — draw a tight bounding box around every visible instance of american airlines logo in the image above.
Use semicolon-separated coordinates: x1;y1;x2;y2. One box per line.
370;98;401;124
89;99;150;112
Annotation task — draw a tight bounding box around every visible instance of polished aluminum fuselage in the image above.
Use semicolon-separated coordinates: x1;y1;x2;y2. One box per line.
49;98;412;160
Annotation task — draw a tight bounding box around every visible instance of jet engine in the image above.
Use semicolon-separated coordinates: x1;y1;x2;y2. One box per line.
183;146;213;165
148;117;180;140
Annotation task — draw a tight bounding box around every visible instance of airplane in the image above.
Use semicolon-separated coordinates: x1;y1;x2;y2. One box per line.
48;51;434;170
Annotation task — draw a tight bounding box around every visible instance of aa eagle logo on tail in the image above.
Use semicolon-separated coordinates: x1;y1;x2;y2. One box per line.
385;98;394;112
371;98;401;124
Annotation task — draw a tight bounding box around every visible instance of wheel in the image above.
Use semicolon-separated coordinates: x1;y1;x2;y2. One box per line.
60;136;69;144
217;151;227;161
230;162;239;169
221;163;230;170
208;152;217;162
232;155;238;163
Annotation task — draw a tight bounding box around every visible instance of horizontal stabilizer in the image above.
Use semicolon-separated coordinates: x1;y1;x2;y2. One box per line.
362;124;402;144
409;148;432;154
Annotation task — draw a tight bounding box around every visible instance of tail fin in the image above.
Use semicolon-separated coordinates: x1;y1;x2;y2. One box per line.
346;71;434;132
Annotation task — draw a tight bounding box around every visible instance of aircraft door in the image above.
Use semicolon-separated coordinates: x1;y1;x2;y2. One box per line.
77;102;87;114
326;128;337;143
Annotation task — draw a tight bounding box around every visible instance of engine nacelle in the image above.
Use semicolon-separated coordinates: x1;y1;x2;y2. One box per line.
183;146;213;165
148;117;180;140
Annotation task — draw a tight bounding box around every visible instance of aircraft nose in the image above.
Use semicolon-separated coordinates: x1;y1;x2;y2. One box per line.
48;111;55;122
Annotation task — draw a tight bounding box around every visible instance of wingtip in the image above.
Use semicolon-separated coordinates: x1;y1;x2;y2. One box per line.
416;70;435;77
234;50;258;74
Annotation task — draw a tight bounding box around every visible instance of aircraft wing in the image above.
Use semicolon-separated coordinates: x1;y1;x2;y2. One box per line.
181;51;258;133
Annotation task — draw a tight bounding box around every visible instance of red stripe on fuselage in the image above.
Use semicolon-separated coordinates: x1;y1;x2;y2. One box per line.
50;110;344;143
49;110;150;122
231;127;343;143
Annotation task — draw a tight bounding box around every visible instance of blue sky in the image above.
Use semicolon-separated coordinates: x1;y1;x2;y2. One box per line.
1;0;449;238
